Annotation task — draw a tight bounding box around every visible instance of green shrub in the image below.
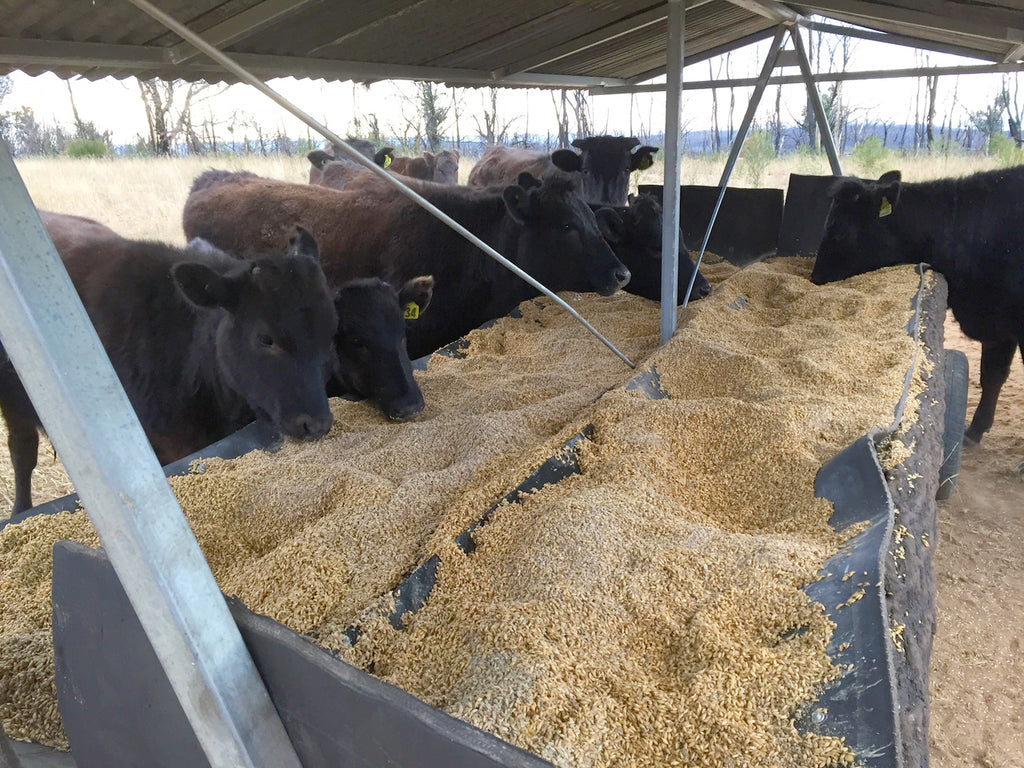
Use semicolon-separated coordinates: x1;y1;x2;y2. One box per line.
850;136;889;176
65;139;107;158
739;130;774;187
988;133;1023;166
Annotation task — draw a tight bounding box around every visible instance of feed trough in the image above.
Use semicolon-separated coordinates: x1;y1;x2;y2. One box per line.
0;260;959;767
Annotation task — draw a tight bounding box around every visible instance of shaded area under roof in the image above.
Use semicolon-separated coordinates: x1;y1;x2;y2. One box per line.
0;0;1022;89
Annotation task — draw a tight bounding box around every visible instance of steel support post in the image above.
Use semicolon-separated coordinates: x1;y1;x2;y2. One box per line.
660;0;685;345
0;142;302;768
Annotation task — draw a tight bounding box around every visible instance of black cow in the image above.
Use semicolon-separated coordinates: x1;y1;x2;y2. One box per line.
329;275;434;420
467;137;659;207
185;234;432;423
183;168;631;360
812;166;1024;444
593;193;712;304
1;214;338;516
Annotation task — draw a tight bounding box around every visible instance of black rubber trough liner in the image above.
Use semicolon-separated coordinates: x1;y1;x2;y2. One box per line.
37;268;955;767
637;183;784;266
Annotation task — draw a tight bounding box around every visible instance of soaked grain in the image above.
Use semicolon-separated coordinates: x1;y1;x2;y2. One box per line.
0;258;924;765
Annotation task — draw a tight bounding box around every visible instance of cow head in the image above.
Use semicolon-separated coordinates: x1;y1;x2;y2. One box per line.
171;228;337;441
552;136;660;207
812;170;904;285
330;139;395;168
330;275;434;422
501;171;631;297
593;194;711;304
432;149;460;184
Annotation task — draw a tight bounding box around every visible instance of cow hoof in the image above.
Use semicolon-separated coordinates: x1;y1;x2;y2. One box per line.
962;432;981;447
1015;460;1024;480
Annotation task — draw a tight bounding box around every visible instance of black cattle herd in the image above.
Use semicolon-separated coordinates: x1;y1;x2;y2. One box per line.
1;136;1022;516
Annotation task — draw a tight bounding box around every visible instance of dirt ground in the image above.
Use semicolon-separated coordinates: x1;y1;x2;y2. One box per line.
0;313;1021;767
929;314;1024;768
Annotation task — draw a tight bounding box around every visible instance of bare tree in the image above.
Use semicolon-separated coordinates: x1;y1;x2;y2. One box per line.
709;59;721;152
475;87;518;145
451;87;465;151
571;90;592;138
551;90;571;147
418;81;449;151
1003;73;1022;146
925;72;939;151
137;77;214;155
771;84;783;153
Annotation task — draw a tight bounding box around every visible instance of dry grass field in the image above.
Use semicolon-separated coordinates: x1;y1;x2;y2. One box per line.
12;149;1007;246
3;149;1022;765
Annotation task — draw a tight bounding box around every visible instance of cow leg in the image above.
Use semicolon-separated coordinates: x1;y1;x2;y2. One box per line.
4;413;39;515
964;337;1017;444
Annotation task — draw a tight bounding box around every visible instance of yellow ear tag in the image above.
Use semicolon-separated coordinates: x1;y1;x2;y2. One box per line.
879;197;893;218
404;302;420;320
383;155;393;168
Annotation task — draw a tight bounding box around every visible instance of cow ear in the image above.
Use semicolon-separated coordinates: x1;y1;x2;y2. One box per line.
502;184;532;225
172;263;240;310
376;147;395;168
399;275;434;319
551;149;582;173
631;145;659;171
307;150;333;170
287;227;320;262
877;170;902;213
517;172;543;190
594;207;625;244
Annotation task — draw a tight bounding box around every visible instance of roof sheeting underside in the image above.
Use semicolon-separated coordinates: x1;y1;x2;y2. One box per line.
0;0;1022;88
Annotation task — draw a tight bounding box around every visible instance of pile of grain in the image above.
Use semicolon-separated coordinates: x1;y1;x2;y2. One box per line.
0;258;923;767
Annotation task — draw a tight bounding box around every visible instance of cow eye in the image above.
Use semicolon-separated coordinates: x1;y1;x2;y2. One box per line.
257;333;274;348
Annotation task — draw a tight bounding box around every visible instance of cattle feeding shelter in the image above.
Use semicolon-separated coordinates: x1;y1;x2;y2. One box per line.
0;2;1020;767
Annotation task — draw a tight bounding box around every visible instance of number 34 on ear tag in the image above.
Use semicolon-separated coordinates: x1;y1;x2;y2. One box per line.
404;302;421;320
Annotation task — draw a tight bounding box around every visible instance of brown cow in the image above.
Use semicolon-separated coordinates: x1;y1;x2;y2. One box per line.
1;212;338;516
306;138;395;189
183;168;631;359
308;148;460;191
388;149;460;184
467;137;659;207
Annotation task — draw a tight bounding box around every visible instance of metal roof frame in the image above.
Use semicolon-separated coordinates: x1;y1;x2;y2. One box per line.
0;1;1020;765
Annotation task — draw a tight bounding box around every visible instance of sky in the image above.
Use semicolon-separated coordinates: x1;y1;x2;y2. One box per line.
0;29;1016;149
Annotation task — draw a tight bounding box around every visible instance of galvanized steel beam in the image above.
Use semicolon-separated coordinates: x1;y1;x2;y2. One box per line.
660;0;685;345
594;60;1024;94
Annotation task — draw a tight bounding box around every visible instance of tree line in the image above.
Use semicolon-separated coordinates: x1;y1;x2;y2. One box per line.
1;36;1021;164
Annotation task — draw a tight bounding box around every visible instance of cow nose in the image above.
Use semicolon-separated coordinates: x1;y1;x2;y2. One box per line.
614;265;631;287
288;411;333;441
385;393;425;422
697;281;712;299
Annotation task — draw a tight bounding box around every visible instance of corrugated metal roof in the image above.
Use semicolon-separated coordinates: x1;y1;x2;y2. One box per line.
0;1;1021;88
